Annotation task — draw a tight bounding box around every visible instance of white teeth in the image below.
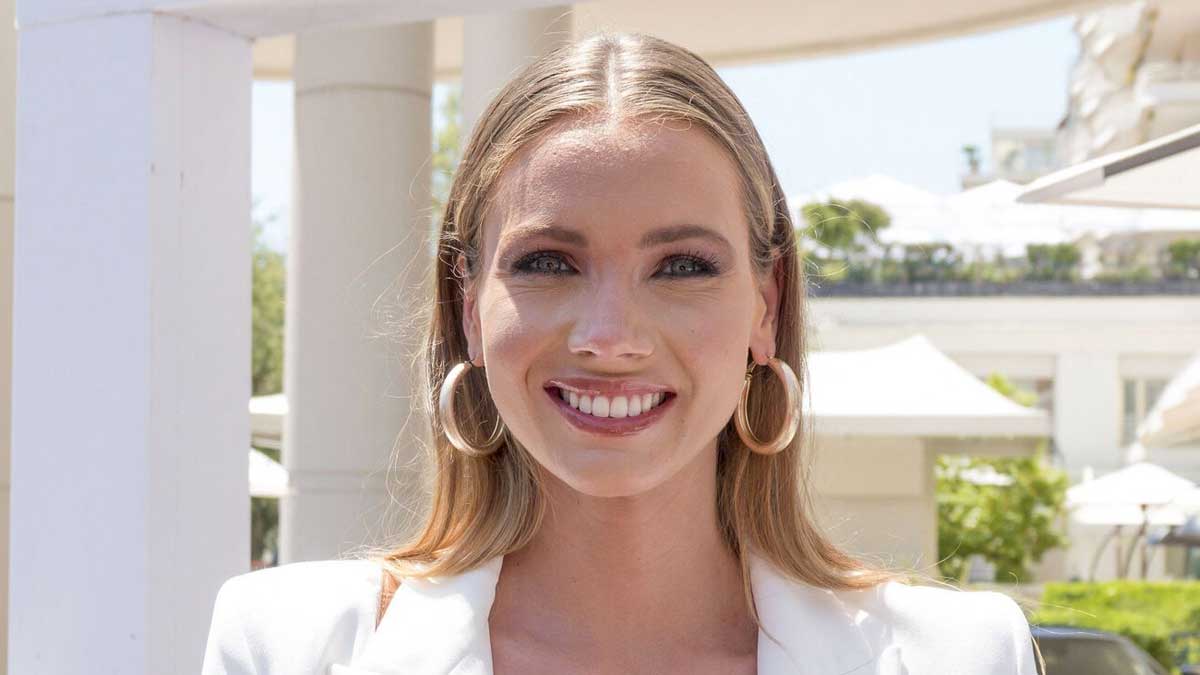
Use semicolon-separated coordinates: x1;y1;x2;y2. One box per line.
610;396;628;418
561;388;669;419
592;395;610;417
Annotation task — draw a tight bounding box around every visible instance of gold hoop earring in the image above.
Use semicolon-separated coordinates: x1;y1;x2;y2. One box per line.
439;360;505;457
734;356;800;455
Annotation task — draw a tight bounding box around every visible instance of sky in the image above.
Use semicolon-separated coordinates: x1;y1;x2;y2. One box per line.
252;16;1079;252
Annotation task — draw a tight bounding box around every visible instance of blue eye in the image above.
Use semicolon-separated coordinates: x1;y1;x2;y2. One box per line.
658;254;719;277
512;251;575;275
510;251;722;278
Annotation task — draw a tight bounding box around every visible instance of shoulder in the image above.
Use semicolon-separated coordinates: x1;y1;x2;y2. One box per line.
836;579;1037;675
201;559;383;675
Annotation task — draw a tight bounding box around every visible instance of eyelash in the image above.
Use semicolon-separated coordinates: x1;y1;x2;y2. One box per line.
511;249;723;278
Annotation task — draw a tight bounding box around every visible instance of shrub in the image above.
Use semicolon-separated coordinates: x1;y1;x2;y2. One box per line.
1032;580;1200;672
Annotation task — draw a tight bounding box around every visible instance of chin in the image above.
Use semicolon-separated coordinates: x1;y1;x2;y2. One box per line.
534;445;696;499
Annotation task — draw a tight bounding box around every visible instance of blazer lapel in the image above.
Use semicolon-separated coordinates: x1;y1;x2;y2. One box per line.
332;557;504;675
333;554;881;675
749;554;879;675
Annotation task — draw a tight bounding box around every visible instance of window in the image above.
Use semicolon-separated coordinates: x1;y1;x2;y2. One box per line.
1122;378;1168;445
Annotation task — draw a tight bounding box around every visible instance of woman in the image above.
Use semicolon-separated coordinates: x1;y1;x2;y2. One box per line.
203;32;1039;675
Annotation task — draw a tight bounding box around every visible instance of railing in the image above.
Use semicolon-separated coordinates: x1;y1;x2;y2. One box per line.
807;280;1200;297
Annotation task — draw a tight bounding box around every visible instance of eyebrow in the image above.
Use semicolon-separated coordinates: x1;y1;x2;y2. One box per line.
500;222;734;255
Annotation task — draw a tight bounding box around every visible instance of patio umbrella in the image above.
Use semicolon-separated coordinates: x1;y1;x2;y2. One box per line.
1067;462;1197;579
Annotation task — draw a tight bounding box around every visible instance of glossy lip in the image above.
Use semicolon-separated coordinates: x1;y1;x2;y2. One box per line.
544;386;675;437
545;376;675;398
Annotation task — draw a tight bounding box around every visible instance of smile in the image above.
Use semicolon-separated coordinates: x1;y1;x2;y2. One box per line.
544;386;675;436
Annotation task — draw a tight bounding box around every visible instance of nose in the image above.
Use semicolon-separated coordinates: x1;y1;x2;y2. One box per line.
567;278;653;361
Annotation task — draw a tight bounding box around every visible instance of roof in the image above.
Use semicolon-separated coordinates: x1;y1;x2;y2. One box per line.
807;335;1050;437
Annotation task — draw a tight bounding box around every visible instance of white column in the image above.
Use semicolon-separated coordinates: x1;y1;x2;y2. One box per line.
462;6;573;137
10;13;250;675
1054;352;1122;481
0;0;14;670
284;22;433;563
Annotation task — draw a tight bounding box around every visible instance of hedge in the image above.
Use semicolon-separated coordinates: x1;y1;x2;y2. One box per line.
1031;580;1200;672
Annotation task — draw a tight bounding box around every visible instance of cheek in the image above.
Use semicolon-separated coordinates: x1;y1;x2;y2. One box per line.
475;286;554;398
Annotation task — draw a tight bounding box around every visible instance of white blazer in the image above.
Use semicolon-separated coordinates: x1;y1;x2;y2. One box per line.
202;554;1037;674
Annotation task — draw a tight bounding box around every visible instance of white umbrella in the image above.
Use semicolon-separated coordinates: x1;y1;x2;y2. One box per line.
1067;461;1196;508
1067;462;1197;579
249;448;289;498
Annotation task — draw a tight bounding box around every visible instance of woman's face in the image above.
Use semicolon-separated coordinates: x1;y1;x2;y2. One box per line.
460;117;779;498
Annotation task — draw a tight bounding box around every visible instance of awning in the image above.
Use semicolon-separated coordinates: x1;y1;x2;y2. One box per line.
807;334;1050;438
1018;122;1200;209
1139;350;1200;448
247;0;1113;79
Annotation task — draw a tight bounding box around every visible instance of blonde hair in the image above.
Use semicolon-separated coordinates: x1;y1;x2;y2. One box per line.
373;32;900;608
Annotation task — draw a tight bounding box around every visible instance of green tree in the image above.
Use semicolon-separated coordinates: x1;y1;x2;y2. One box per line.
797;198;891;283
1164;238;1200;280
799;198;891;258
251;214;286;396
1025;243;1081;282
936;374;1069;583
432;86;463;219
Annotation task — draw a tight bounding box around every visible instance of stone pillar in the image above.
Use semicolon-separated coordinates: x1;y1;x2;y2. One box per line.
10;13;250;674
283;22;434;563
462;6;573;137
1054;352;1122;481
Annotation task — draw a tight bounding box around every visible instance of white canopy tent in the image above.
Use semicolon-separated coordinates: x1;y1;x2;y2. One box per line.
249;448;290;498
808;334;1050;438
1018;122;1200;210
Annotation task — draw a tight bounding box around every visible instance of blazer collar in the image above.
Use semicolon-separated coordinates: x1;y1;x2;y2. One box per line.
334;554;877;675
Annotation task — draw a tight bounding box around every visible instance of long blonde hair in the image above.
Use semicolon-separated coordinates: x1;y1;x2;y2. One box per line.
373;32;898;605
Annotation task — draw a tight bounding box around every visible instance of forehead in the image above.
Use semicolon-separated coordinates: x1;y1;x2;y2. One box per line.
484;118;747;252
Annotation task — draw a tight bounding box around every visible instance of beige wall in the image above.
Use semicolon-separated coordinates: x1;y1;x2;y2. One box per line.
809;436;938;573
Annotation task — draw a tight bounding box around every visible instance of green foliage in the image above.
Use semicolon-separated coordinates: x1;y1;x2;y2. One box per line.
432;86;462;219
936;374;1068;583
251;492;279;564
1032;580;1200;672
251;216;286;396
1093;265;1157;283
898;242;961;282
798;198;891;258
1025;243;1081;281
984;372;1038;408
1164;239;1200;280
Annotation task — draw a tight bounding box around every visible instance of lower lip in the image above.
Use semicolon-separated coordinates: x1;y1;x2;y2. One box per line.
545;388;674;437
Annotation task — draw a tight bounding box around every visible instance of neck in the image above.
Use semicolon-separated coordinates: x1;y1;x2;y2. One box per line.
491;445;757;657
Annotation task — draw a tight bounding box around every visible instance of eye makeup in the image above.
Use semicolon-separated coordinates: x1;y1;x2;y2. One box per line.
505;248;725;278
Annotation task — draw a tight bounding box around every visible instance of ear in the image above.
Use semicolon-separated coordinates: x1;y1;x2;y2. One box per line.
456;253;483;367
749;258;782;366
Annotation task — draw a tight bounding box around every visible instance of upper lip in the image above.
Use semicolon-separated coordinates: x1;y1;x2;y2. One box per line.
545;377;675;398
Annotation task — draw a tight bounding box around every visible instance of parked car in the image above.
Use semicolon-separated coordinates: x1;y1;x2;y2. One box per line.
1032;625;1168;675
